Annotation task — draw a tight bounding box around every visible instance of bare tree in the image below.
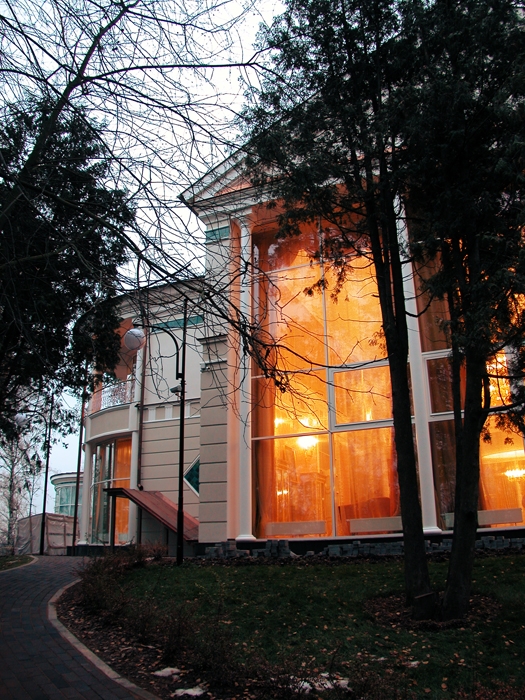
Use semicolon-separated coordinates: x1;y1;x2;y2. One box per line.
0;435;42;553
0;0;266;425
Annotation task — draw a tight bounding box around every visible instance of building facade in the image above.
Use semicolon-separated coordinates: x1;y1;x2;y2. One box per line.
80;159;525;547
79;284;203;547
180;158;525;543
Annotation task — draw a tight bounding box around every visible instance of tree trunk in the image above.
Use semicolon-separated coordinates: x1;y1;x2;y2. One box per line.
364;170;433;608
389;347;433;607
441;353;487;620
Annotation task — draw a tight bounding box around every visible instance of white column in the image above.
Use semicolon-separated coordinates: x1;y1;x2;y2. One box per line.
398;214;441;534
236;217;255;540
78;442;93;544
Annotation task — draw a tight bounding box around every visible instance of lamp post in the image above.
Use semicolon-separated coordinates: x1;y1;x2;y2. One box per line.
124;298;188;565
71;385;87;556
16;396;55;555
38;395;55;555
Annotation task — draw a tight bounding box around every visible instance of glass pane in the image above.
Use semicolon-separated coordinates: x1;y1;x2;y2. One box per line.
334;366;392;424
252;371;328;437
115;499;129;544
324;259;386;365
479;418;525;526
487;354;511;408
93;450;101;484
101;444;112;482
333;428;400;535
413;260;450;352
429;420;456;526
253;226;319;272
253;434;332;538
184;459;200;493
427;357;453;413
255;266;326;371
113;439;131;544
113;438;131;484
427;357;467;413
91;482;109;544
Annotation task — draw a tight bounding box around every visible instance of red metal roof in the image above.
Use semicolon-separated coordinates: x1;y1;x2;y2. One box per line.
106;488;199;540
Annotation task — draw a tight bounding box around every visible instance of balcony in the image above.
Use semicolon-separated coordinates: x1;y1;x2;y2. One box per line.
90;379;134;414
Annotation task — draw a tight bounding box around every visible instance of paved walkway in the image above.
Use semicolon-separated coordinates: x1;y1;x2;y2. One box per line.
0;556;140;700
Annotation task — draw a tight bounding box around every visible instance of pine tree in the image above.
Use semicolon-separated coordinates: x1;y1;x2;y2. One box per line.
0;100;134;432
399;0;525;619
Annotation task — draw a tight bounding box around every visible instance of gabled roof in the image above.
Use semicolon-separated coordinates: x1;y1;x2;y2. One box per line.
179;149;261;221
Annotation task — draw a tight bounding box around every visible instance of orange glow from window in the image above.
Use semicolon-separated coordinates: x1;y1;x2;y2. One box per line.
334;366;392;424
487;353;511;408
333;428;400;535
252;371;328;438
324;260;385;365
479;419;525;526
253;226;399;538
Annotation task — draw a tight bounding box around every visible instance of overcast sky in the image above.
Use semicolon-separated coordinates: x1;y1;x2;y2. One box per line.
42;0;285;513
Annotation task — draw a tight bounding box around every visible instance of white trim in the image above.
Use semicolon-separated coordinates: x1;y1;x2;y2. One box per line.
397;211;440;532
236;216;255;540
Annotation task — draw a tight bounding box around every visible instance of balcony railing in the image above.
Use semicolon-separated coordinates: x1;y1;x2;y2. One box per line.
90;379;134;414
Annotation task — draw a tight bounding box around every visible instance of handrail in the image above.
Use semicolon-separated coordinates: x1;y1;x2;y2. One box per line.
90;379;134;414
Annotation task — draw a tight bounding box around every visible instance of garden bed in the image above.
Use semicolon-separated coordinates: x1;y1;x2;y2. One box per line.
56;550;525;699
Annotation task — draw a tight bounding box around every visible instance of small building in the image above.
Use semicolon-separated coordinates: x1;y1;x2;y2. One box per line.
50;472;82;519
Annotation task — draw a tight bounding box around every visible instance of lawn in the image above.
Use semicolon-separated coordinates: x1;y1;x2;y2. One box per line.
75;553;525;698
0;554;33;571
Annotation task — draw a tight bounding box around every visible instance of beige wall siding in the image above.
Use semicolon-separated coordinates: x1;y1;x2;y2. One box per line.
198;333;228;542
200;440;227;464
89;406;130;438
140;412;200;522
199;481;227;503
199;521;226;542
199;501;227;524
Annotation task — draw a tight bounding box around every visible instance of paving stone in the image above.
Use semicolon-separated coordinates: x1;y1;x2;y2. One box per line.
0;557;140;700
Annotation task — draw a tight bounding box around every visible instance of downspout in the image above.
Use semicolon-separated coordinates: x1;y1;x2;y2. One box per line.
137;333;148;489
129;333;147;543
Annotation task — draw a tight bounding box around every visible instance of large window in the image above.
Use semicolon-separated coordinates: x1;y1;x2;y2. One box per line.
419;303;525;528
252;227;400;538
252;226;525;538
54;483;82;517
91;438;131;544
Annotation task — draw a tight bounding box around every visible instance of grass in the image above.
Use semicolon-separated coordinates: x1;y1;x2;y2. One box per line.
79;553;525;698
0;554;32;571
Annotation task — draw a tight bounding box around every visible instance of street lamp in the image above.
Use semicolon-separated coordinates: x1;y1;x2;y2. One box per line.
124;299;188;565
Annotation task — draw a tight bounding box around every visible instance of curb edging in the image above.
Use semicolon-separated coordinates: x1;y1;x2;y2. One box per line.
0;554;38;573
48;580;162;700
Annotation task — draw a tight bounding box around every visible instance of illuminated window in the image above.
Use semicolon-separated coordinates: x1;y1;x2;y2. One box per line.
252;227;401;538
252;371;328;437
91;438;131;544
254;434;332;537
333;427;400;536
429;417;525;529
334;365;392;424
479;419;525;526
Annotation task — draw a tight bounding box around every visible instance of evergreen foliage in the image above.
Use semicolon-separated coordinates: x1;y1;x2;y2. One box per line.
0;100;134;433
